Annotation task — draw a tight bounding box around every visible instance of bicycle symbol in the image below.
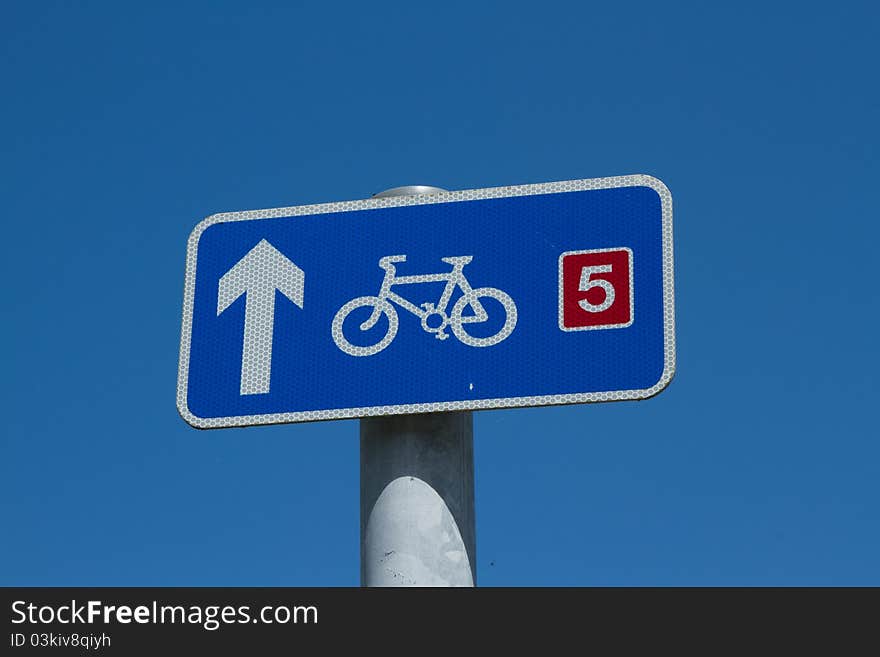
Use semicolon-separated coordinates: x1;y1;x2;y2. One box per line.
331;255;518;357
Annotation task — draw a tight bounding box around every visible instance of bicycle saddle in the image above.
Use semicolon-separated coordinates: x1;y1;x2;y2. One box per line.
441;256;473;266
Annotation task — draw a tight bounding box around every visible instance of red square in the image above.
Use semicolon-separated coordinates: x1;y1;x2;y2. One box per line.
559;248;633;330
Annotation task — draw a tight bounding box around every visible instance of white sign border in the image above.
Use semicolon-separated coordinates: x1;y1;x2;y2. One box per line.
177;174;675;429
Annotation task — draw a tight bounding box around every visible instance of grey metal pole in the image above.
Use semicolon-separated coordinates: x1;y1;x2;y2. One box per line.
360;185;476;587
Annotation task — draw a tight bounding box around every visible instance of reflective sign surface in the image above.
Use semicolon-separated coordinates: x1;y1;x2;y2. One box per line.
177;175;675;428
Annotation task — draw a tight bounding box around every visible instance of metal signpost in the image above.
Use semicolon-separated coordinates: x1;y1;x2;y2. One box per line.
361;186;476;587
177;174;676;586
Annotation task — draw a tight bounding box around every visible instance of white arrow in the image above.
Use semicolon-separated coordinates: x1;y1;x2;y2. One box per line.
217;239;305;396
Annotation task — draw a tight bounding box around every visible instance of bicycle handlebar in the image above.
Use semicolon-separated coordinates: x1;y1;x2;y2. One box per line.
379;255;407;268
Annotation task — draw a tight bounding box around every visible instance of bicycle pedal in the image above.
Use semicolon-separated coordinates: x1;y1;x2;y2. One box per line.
435;332;449;340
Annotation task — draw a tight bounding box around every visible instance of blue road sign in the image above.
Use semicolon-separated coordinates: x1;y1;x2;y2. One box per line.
177;175;675;428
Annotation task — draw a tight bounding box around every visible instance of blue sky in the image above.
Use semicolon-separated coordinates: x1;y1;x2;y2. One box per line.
1;1;877;585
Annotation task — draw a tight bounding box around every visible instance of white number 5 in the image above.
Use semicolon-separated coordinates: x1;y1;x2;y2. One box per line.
578;265;615;312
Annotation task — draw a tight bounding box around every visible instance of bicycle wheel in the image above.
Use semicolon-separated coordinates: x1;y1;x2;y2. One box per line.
450;287;517;347
331;296;399;357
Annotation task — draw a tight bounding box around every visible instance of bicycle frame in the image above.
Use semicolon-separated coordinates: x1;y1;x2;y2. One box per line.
365;257;486;327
